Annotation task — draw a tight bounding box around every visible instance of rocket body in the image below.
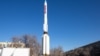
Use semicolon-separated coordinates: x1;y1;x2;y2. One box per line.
42;0;50;56
43;0;48;32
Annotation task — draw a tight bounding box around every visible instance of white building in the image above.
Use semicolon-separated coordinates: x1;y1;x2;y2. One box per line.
0;48;30;56
0;42;25;48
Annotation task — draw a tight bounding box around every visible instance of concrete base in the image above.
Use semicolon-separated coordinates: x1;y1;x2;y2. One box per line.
43;54;49;56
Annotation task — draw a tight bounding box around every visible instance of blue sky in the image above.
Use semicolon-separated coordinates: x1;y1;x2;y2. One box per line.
0;0;100;51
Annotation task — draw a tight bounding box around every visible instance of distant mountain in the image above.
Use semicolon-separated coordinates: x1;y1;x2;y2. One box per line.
64;41;100;56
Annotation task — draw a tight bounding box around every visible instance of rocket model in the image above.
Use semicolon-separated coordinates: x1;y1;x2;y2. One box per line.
42;0;50;56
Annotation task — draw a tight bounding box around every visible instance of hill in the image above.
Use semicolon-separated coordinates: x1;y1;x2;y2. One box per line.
64;41;100;56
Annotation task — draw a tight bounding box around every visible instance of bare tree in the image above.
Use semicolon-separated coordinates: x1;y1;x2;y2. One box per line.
12;37;21;43
50;46;64;56
12;35;41;56
12;37;23;48
22;35;41;56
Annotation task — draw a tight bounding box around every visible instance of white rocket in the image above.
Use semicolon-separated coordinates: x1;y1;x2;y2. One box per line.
42;0;50;56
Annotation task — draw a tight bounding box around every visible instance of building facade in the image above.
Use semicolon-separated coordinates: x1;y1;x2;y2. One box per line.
0;42;25;48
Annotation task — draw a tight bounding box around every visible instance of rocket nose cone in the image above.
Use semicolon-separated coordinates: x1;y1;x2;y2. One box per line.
44;0;47;3
44;0;47;4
